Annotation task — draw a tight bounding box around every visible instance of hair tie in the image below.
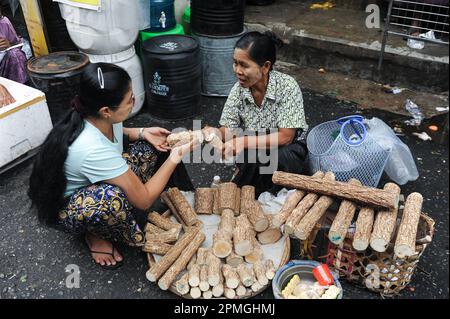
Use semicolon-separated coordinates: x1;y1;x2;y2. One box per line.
97;67;105;89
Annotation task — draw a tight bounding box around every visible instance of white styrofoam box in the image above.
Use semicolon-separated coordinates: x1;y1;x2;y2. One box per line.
0;77;53;169
87;48;145;118
58;0;140;55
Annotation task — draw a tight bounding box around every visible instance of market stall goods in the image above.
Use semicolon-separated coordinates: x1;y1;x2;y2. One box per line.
226;252;244;268
254;261;269;286
148;212;183;236
257;215;282;245
175;272;190;295
167;130;204;147
328;179;362;245
352;207;375;251
294;173;336;240
286;172;334;235
245;237;263;264
370;183;401;252
272;189;306;228
272;171;399;210
167;187;198;226
145;227;179;243
142;241;173;255
394;193;423;258
244;200;269;232
222;264;240;289
233;214;254;257
218;182;238;215
195;188;215;215
237;264;255;287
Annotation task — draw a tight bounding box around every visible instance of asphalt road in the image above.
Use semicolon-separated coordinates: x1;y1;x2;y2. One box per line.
0;89;448;299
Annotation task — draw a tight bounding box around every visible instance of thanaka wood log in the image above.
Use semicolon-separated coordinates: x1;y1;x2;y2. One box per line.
147;212;182;233
212;230;233;258
226;252;244;268
224;287;236;299
285;172;334;234
167;187;198;226
219;182;238;214
245;200;269;232
294;173;336;240
245;238;263;264
202;290;213;299
394;192;423;258
161;191;185;225
352;207;375;251
240;185;256;212
199;264;210;292
145;227;179;244
328;179;362;245
222;264;240;289
236;284;247;297
190;287;201;299
144;223;164;234
167;130;203;148
196;247;209;266
254;261;269;286
195;188;215;215
219;210;235;234
187;255;197;271
370;183;401;252
158;231;205;290
142;241;173;255
233;214;254;257
146;226;200;282
188;263;200;287
212;271;224;298
272;171;399;210
213;188;220;215
207;252;222;287
234;188;241;216
237;264;254;287
257;215;282;245
175;272;190;295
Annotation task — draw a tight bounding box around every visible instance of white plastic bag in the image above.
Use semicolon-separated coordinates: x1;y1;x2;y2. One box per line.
365;117;419;185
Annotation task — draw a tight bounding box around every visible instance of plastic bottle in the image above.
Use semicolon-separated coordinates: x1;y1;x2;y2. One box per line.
211;176;221;188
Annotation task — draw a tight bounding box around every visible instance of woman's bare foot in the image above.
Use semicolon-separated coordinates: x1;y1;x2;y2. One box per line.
85;232;123;267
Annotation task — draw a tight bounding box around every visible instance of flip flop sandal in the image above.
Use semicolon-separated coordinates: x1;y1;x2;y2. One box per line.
85;236;124;270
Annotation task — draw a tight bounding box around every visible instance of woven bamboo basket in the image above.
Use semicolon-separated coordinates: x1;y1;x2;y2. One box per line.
324;212;435;296
147;236;291;299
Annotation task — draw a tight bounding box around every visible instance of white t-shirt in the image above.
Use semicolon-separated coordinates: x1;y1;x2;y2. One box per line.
64;120;128;197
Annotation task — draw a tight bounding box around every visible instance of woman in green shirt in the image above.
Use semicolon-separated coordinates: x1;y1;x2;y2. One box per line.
206;31;309;196
29;63;197;269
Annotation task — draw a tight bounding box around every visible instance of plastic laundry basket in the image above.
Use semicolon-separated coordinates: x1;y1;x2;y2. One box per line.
307;116;391;187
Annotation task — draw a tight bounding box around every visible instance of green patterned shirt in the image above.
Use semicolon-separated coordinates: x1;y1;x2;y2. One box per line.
219;71;308;138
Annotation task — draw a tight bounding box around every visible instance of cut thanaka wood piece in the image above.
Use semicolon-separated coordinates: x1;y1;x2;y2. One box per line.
142;241;173;255
353;207;375;251
219;210;235;234
158;231;206;290
286;172;334;235
272;186;311;228
245;238;263;264
222;264;240;289
213;188;220;215
237;264;254;287
272;171;399;210
207;252;222;287
294;173;336;240
240;185;256;210
265;259;276;280
245;200;269;232
175;272;190;295
196;247;209;266
144;223;164;234
147;211;182;233
224;287;236;299
199;264;210;292
236;284;247;297
370;183;401;253
212;230;233;258
204;131;224;152
195;188;214;215
251;281;262;293
188;263;200;287
167;130;203;148
226;252;244;268
219;182;238;214
190;287;202;299
146;226;200;282
212;283;224;298
167;187;198;226
212;271;224;298
145;227;179;244
254;261;269;286
394;192;423;258
257;215;282;245
202;290;213;299
233;214;254;257
328;179;362;245
234;188;241;216
161;192;185;226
